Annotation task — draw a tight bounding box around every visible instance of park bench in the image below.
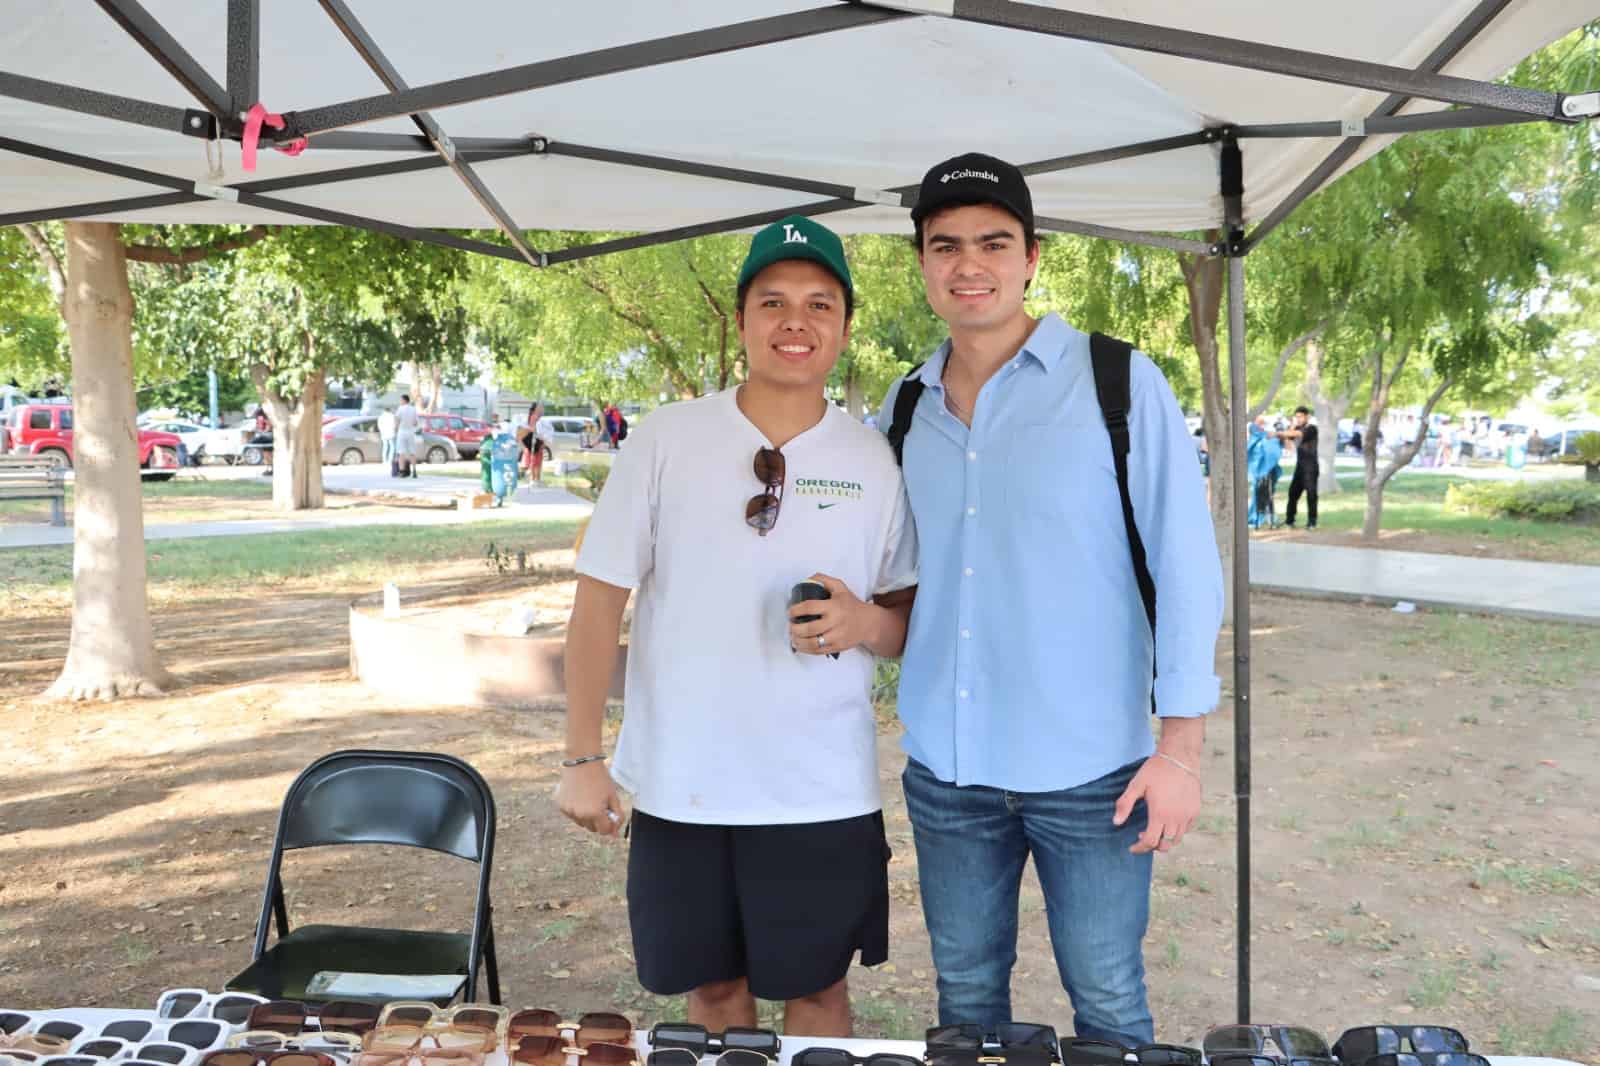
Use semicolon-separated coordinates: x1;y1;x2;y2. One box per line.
0;455;67;526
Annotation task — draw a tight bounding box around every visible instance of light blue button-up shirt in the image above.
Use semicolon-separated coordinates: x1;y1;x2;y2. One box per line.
880;313;1223;792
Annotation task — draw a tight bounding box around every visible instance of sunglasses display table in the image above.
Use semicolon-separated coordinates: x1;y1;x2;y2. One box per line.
2;1016;1584;1066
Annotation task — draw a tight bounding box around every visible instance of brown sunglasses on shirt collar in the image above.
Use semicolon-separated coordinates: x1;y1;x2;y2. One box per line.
745;446;785;535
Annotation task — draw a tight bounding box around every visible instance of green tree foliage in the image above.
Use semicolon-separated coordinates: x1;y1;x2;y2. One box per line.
468;231;946;414
1033;236;1197;407
0;227;68;387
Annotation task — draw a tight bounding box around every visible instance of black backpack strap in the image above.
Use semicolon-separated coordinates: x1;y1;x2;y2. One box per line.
1089;332;1158;710
885;365;926;466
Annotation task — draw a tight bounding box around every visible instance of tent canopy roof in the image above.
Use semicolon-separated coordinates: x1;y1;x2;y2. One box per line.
0;1;1593;254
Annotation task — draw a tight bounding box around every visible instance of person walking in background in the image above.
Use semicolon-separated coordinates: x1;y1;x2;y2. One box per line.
1437;419;1456;469
521;400;546;483
1246;414;1281;529
1282;406;1319;530
394;393;419;478
378;406;397;470
603;402;624;448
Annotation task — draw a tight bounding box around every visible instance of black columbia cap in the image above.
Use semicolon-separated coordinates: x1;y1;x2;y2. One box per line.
911;152;1034;231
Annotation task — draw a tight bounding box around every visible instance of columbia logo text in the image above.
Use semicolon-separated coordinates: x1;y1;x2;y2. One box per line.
941;169;999;184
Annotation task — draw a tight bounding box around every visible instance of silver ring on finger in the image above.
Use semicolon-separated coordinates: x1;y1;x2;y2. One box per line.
817;634;827;648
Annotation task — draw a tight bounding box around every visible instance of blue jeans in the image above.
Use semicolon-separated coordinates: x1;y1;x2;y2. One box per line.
381;437;395;464
902;757;1153;1043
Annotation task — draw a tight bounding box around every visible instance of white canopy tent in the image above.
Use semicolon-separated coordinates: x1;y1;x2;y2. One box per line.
4;0;1596;1018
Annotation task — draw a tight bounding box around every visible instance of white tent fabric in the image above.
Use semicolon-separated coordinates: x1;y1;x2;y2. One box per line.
1;1;1590;238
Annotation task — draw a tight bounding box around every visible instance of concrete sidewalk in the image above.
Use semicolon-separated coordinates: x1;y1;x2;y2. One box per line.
0;476;592;550
1250;540;1600;625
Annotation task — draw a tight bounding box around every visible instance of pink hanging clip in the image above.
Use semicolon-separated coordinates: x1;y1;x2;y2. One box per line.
241;102;308;171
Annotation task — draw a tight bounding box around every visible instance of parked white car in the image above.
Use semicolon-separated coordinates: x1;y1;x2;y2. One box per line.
140;417;242;464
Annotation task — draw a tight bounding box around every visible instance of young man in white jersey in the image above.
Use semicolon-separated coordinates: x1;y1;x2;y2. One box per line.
557;215;918;1036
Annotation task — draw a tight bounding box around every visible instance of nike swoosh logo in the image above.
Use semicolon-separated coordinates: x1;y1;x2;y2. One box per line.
818;503;838;510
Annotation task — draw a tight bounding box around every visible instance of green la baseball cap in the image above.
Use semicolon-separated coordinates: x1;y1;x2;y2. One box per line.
737;215;853;301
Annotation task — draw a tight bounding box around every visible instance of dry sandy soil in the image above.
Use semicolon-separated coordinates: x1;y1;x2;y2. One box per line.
1;548;1597;1060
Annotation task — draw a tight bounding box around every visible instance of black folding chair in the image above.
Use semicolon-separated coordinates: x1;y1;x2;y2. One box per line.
226;750;500;1005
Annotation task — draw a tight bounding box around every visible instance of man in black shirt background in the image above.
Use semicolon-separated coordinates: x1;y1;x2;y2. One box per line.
1283;405;1319;529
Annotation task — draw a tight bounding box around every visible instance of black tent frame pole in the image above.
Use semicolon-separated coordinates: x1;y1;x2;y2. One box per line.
0;69;202;136
284;5;910;137
227;0;260;116
1219;130;1253;1025
1233;106;1535;139
0;134;525;259
1244;0;1515;249
0;148;530;228
883;0;1570;119
316;0;546;268
305;132;536;153
93;0;232;121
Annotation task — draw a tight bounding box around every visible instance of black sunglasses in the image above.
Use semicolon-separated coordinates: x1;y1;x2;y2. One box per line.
927;1025;1060;1052
646;1052;769;1066
648;1024;779;1058
1209;1054;1335;1066
792;1050;922;1066
1354;1055;1487;1066
745;446;784;535
1061;1040;1201;1066
1332;1028;1470;1063
1205;1026;1331;1061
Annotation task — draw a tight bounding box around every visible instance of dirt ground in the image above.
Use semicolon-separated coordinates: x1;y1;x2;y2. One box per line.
1256;523;1600;566
1;549;1597;1060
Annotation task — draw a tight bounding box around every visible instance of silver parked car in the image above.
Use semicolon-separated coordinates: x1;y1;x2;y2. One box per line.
321;415;459;466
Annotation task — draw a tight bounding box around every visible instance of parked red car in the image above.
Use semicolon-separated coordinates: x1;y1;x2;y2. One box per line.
418;413;492;458
5;403;185;480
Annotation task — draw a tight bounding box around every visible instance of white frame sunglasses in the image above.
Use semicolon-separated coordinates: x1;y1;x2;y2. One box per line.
155;995;267;1029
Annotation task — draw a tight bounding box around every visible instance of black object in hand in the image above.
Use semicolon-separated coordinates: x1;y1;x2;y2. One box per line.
789;580;838;659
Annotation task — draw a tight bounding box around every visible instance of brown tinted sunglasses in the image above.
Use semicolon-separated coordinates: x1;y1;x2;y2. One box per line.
206;1050;335;1066
516;1039;636;1066
745;447;784;536
247;1001;383;1036
355;1050;483;1066
509;1011;633;1064
364;1027;496;1055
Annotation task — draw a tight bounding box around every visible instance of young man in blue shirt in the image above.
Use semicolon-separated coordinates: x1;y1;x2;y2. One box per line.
882;153;1223;1043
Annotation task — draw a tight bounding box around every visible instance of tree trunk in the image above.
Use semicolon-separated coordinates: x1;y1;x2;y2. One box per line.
1588;463;1600;484
1303;338;1352;496
1359;342;1449;542
1179;238;1233;600
426;363;443;412
1361;477;1385;540
43;222;173;701
845;368;866;420
252;361;327;512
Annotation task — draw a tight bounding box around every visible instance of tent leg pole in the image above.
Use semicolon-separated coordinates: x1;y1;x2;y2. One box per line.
1227;249;1252;1024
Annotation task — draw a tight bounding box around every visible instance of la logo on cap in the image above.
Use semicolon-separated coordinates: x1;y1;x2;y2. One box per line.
783;223;809;244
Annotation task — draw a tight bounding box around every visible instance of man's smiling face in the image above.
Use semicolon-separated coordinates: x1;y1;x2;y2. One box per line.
737;259;852;392
918;202;1038;332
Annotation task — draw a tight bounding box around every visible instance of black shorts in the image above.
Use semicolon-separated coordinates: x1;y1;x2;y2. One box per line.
626;809;890;1002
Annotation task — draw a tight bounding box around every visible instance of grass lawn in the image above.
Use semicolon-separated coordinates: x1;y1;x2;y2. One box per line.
0;517;582;613
0;475;451;526
1295;471;1600;565
1;476;272;525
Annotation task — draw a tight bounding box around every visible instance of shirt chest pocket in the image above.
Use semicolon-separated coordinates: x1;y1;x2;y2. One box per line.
1000;421;1119;519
